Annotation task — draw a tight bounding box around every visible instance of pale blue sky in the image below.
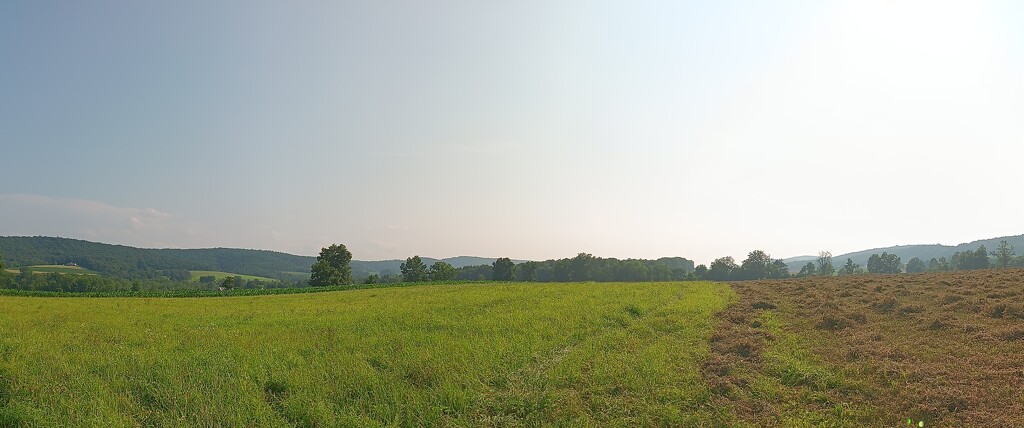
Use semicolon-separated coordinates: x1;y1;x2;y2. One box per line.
2;1;1022;263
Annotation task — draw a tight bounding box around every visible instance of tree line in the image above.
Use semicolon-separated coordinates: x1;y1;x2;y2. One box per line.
697;240;1021;281
450;253;694;283
6;240;1019;292
306;241;1022;287
308;245;696;286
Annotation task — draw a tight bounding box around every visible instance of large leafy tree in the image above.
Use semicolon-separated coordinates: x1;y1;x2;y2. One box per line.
693;264;708;279
309;244;352;286
905;257;926;273
708;256;737;281
866;253;900;274
401;256;429;282
740;250;772;280
880;252;902;273
769;260;791;279
866;254;882;273
428;261;457;281
492;257;517;281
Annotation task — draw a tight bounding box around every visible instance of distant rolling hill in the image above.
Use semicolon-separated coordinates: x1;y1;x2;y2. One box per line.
0;237;315;281
779;255;817;267
0;236;527;282
783;234;1024;272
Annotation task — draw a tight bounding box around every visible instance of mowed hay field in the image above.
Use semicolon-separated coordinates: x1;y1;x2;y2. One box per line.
708;269;1024;427
0;282;735;427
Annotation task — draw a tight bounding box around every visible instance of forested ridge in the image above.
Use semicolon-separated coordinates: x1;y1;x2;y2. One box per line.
0;236;314;280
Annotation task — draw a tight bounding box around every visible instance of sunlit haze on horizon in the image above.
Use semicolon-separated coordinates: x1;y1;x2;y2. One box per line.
2;1;1022;264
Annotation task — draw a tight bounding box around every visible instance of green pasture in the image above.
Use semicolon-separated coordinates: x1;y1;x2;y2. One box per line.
0;281;732;427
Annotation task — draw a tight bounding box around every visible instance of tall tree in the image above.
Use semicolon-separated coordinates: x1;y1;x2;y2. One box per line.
693;264;708;279
740;250;772;280
905;257;926;273
492;257;517;281
866;254;882;273
309;243;353;286
401;256;429;282
428;261;457;281
816;251;835;276
769;260;791;279
880;252;902;274
708;256;737;281
991;240;1016;268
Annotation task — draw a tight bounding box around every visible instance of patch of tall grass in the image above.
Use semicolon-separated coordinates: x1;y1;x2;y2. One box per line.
0;281;730;426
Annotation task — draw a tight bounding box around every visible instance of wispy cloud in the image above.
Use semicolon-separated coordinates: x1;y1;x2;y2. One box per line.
0;194;203;248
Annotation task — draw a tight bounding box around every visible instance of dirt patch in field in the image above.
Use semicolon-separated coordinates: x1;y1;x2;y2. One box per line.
707;269;1024;426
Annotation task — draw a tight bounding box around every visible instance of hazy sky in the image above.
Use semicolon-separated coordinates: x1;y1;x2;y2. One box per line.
2;1;1022;264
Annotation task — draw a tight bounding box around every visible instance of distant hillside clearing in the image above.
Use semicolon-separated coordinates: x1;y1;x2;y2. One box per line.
189;270;277;283
13;265;99;275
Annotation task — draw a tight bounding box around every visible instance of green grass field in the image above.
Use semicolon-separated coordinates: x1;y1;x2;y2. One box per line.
0;281;733;427
8;265;98;275
189;270;277;283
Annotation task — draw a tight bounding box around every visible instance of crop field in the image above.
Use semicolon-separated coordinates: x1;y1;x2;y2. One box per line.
189;270;277;283
0;281;735;427
707;269;1024;426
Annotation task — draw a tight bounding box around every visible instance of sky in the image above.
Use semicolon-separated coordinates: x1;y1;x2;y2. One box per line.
1;0;1022;264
